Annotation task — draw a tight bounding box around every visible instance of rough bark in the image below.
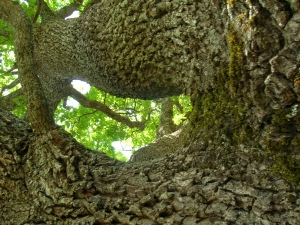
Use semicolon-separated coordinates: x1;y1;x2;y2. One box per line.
156;98;180;139
1;109;300;224
1;0;300;224
130;123;189;162
130;97;188;162
0;0;55;133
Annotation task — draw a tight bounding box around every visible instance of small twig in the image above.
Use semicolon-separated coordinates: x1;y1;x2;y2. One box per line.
119;142;132;152
103;92;107;105
117;112;135;116
0;78;20;95
172;99;184;113
0;63;17;75
69;86;145;130
77;109;98;123
144;108;160;123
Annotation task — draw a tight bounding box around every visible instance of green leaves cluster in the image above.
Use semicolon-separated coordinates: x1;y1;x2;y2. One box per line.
16;0;38;19
0;21;17;105
0;20;14;73
54;85;160;161
54;85;191;161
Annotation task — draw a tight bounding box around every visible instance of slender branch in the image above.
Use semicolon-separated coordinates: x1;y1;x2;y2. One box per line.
0;63;17;75
0;88;23;111
103;92;107;105
32;0;42;23
0;78;20;95
0;0;55;133
68;86;145;130
77;109;97;123
118;142;132;152
144;108;158;123
172;98;184;113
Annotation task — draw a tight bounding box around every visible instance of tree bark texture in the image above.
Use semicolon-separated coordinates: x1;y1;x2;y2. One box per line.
0;0;55;133
1;0;300;224
1;109;300;224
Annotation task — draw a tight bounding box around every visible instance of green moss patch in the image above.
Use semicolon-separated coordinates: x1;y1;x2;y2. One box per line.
189;27;300;183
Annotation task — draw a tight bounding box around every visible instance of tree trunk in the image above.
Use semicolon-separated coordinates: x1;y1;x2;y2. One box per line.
1;0;300;224
1;108;300;224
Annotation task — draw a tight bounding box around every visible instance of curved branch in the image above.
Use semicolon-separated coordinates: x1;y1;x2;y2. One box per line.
68;87;145;130
0;0;55;133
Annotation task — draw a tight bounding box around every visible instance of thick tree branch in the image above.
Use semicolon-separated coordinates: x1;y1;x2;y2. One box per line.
0;0;55;134
40;0;57;23
69;86;145;130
